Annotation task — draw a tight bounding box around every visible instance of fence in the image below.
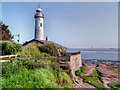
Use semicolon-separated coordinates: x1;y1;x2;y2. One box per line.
0;52;82;79
1;57;70;72
0;54;18;58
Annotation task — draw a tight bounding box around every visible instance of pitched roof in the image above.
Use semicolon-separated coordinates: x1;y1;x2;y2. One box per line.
23;39;67;49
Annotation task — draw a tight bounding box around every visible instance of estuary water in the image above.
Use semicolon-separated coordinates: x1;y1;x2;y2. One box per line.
66;48;119;61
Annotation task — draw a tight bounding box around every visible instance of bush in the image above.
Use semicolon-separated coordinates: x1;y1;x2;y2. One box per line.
59;47;68;56
18;43;51;58
18;43;40;58
75;70;81;77
0;41;22;55
38;43;59;56
75;66;87;77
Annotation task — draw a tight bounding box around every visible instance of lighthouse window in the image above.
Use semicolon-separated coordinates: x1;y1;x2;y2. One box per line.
40;23;42;27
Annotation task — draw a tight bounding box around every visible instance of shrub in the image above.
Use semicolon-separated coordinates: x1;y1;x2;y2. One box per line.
18;43;51;58
59;47;68;56
0;41;22;55
38;43;59;56
75;66;87;77
75;69;81;77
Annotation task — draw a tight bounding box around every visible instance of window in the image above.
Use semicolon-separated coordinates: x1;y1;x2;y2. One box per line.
40;23;42;27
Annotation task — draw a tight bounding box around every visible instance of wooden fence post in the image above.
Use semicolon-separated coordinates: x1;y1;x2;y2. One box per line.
10;58;13;63
35;60;37;63
9;55;11;58
15;54;17;58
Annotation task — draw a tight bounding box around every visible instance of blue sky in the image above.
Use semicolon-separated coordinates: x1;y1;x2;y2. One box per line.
2;2;118;48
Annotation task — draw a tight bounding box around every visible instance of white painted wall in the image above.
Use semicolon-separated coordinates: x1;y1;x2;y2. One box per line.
34;9;44;40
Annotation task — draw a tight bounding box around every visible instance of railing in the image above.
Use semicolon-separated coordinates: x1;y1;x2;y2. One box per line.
1;57;70;72
0;51;81;76
0;54;18;58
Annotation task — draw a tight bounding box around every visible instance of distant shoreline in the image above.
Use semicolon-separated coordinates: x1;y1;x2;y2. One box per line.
82;59;120;66
67;48;118;61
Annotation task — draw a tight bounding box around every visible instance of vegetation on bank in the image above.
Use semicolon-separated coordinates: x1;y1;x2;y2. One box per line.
17;43;53;58
1;41;73;88
38;43;59;56
1;40;68;57
2;60;73;88
75;66;105;88
38;43;68;57
107;82;120;89
0;41;22;55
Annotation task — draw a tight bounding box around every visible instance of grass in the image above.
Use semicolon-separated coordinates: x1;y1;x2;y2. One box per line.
2;42;73;88
2;60;73;88
75;66;89;77
82;70;105;88
107;82;120;89
75;66;105;88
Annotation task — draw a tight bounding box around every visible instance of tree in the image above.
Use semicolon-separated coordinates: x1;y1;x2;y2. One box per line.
1;23;14;40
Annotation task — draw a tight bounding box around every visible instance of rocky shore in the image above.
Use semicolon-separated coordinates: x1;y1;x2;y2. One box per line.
73;63;119;88
82;59;120;66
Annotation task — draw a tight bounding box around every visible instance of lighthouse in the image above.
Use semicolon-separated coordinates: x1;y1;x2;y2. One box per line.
34;4;44;40
23;4;66;52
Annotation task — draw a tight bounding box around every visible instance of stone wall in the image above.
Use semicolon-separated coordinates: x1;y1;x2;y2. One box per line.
69;52;82;79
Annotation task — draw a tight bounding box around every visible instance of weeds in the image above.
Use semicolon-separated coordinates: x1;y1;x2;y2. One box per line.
75;66;105;88
2;60;72;88
107;82;120;89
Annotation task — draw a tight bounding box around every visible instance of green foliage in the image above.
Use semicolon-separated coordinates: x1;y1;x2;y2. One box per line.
82;76;105;88
75;66;105;88
2;62;24;78
2;60;73;88
18;43;51;58
59;47;68;56
89;69;99;77
18;43;40;58
38;43;59;56
107;82;120;89
75;70;81;77
75;66;87;77
83;70;105;88
0;41;22;55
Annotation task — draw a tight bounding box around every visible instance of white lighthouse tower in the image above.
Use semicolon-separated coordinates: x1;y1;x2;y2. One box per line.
34;4;44;40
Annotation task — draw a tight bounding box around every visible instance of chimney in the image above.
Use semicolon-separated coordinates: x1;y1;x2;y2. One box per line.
46;36;48;41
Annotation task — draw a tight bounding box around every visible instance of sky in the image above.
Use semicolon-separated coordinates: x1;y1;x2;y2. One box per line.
2;2;118;48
